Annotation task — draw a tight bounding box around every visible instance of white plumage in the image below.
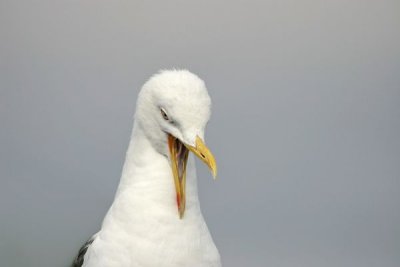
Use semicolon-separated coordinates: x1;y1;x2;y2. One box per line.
78;70;221;267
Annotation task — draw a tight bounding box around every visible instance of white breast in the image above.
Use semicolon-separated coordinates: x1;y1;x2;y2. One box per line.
82;126;221;267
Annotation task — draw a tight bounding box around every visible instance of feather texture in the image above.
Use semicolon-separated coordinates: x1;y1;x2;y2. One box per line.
72;70;221;267
71;234;97;267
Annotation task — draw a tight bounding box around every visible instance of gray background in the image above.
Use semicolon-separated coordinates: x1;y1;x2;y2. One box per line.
1;0;399;266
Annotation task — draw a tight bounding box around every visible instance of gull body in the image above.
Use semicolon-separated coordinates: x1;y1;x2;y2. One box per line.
74;70;221;267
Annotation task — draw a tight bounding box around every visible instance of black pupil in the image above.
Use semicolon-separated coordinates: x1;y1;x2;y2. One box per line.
161;110;168;120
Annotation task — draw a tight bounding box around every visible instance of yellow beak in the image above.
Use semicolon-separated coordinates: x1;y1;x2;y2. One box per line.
168;135;217;218
186;136;217;178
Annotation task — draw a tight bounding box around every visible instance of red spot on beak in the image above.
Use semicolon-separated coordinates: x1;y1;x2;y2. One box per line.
176;194;180;209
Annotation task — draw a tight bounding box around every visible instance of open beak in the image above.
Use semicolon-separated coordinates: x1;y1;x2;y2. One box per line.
168;135;217;218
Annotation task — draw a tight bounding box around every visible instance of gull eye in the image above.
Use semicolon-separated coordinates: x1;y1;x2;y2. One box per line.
160;108;170;121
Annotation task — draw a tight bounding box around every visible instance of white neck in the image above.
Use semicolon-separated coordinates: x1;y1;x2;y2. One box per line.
87;121;221;267
102;120;201;229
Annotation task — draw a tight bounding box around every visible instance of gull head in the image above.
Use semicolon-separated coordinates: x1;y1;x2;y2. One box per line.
135;69;217;218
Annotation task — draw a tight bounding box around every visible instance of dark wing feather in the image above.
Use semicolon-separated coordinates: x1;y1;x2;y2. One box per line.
71;234;96;267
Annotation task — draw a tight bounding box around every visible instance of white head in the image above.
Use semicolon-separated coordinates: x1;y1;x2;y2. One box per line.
136;70;211;155
134;69;217;218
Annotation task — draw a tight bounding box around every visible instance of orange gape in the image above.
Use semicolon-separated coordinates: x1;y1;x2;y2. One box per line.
168;134;189;218
168;134;217;218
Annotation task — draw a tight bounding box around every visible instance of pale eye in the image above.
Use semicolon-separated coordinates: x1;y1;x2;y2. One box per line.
160;108;169;121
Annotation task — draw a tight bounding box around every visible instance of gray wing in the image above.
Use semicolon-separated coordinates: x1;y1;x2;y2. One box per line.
71;234;97;267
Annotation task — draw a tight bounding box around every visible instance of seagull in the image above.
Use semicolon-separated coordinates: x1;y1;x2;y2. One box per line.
72;70;221;267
